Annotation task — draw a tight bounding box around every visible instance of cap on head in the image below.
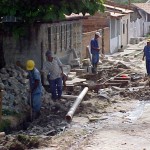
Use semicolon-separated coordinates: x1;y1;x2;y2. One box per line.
147;39;150;43
26;60;35;70
95;32;101;37
45;50;52;57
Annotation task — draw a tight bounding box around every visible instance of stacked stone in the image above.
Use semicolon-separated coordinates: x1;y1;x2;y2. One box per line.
0;65;29;114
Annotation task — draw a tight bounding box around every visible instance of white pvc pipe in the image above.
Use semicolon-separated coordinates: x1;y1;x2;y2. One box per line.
65;87;88;122
61;95;78;99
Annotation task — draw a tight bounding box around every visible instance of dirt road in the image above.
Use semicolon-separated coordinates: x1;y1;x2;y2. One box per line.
39;41;150;150
80;101;150;150
39;100;150;150
1;40;149;150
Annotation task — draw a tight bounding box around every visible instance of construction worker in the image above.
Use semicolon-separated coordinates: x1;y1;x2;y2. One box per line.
42;50;63;101
26;60;42;119
47;72;67;93
90;31;101;74
143;39;150;76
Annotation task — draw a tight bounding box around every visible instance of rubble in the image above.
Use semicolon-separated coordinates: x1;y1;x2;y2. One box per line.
0;65;29;114
0;39;150;149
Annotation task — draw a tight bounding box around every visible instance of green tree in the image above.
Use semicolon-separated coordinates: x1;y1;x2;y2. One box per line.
0;0;105;24
0;0;105;69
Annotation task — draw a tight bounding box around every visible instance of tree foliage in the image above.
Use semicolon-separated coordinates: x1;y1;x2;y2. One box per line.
0;0;105;23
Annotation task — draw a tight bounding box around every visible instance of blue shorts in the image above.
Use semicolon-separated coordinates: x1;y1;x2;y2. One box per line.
32;93;42;112
92;54;99;64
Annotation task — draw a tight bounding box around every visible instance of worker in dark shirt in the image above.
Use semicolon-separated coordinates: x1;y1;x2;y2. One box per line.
90;32;101;74
26;60;42;119
143;39;150;75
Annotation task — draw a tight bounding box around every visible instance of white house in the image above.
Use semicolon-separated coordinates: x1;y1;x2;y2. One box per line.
109;12;123;53
104;4;133;53
129;7;143;39
132;3;150;36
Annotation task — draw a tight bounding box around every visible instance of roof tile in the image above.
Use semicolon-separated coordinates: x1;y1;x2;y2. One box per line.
132;3;150;14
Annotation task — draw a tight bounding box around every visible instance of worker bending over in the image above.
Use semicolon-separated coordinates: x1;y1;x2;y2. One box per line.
26;60;42;119
43;50;63;101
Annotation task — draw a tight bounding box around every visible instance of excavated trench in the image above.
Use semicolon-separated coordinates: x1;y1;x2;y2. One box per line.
1;60;149;149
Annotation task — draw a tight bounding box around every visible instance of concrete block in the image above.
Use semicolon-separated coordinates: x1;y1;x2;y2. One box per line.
69;72;77;76
67;74;76;80
66;77;86;85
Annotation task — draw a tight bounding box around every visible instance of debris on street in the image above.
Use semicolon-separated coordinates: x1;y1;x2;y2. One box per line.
1;39;150;149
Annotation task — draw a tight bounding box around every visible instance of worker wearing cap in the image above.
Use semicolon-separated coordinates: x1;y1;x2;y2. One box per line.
42;50;63;101
143;39;150;76
26;60;42;119
90;32;101;73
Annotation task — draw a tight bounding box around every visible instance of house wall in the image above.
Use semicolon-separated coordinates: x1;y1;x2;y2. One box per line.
82;31;95;59
138;10;149;36
3;20;82;69
144;13;150;35
82;12;110;58
121;14;130;47
129;8;143;39
110;37;119;53
144;21;150;35
82;27;110;59
110;17;121;53
103;27;110;54
130;18;142;38
47;21;82;64
82;12;110;33
82;30;102;59
3;26;43;69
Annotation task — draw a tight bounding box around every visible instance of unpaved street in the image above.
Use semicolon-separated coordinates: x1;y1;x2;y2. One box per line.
38;40;150;150
1;40;150;150
80;101;150;150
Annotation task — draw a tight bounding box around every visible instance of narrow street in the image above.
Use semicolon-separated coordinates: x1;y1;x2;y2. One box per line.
80;101;150;150
1;1;150;150
1;39;150;150
33;40;150;150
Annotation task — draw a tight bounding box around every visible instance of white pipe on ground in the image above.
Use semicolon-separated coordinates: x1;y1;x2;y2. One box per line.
65;87;88;122
61;95;78;99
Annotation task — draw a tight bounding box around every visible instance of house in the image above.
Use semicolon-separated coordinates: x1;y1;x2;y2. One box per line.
2;15;87;70
104;4;133;53
81;1;134;57
132;3;150;36
82;12;110;58
129;6;143;41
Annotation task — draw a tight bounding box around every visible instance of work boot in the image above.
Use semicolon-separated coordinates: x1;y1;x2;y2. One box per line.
92;65;96;74
92;67;97;74
33;111;41;120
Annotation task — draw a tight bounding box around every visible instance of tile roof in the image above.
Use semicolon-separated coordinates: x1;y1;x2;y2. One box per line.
132;3;150;14
104;4;133;14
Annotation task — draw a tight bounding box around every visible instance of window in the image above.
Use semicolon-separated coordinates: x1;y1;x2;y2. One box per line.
123;23;125;34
